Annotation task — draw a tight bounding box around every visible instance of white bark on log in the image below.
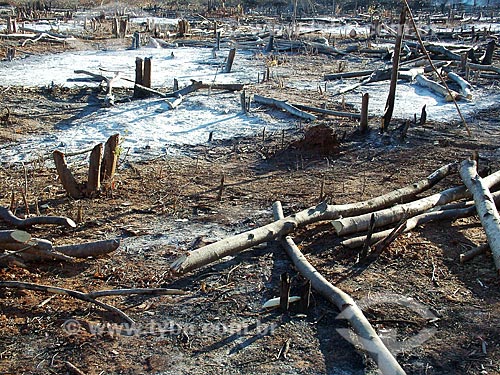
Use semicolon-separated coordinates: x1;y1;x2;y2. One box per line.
166;95;183;110
341;191;500;248
253;95;317;121
415;74;461;102
294;103;363;119
272;201;406;375
459;159;500;272
171;163;456;274
466;63;500;74
0;207;76;229
55;239;120;258
332;169;500;237
447;72;472;100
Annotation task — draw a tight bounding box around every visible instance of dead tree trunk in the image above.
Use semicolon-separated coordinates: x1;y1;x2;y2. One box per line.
360;93;369;132
382;7;406;131
143;57;152;88
224;48;236;73
87;143;103;196
459;159;500;273
171;163;457;274
53;151;84;199
55;239;120;258
100;134;120;183
272;202;406;375
481;40;496;65
332;168;500;236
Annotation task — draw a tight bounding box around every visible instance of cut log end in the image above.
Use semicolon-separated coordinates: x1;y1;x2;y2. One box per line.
331;220;344;235
10;230;32;244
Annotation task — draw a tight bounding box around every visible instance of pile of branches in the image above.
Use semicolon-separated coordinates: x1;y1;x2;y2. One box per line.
0;207;119;267
168;159;500;375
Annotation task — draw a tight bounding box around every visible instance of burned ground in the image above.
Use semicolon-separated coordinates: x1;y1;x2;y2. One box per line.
1;18;500;375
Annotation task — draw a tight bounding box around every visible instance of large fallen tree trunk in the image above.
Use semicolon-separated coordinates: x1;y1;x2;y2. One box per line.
0;229;31;245
253;95;317;121
0;207;76;229
459;159;500;272
332;169;500;237
447;72;472;100
170;163;456;274
293;103;364;119
415;74;461;102
466;63;500;75
272;201;406;375
342;191;500;248
1;238;73;262
55;239;120;258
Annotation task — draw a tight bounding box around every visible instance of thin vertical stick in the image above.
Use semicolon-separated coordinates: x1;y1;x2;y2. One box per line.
402;0;470;136
382;7;405;131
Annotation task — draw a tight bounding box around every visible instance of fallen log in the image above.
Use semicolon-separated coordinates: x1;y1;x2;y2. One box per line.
459;159;500;273
0;281;133;324
332;168;500;237
198;82;245;91
0;229;31;244
170;163;456;274
341;190;500;248
466;62;500;75
55;239;120;258
0;206;76;229
324;70;374;81
425;44;462;61
166;95;183;110
447;72;472;100
293;104;363;119
460;243;489;263
272;201;406;375
253;95;316;121
1;238;73;262
415;74;460;102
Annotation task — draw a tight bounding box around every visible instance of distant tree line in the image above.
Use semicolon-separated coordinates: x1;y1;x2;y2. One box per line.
6;0;500;13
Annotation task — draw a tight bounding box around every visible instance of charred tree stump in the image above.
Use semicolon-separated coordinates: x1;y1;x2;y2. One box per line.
360;93;369;133
134;57;144;98
87;143;103;197
279;272;291;311
481;40;496;65
224;48;236;73
143;57;152;88
53;151;84;199
101;134;120;183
